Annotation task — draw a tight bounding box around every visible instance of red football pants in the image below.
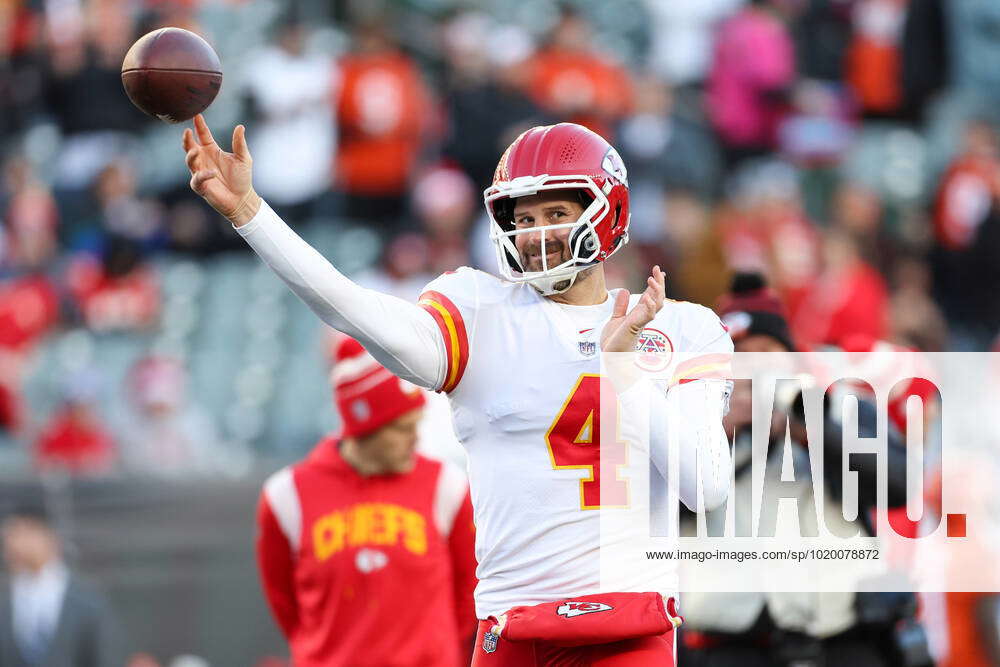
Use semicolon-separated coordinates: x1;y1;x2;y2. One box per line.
470;619;676;667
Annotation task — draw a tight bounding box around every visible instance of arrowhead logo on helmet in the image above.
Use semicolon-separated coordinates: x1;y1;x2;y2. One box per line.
484;123;631;296
601;147;628;188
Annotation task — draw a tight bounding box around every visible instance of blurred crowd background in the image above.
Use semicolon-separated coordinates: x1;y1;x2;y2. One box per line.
1;0;999;663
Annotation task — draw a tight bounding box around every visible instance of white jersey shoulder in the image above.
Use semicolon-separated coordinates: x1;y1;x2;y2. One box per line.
417;267;537;393
421;266;527;309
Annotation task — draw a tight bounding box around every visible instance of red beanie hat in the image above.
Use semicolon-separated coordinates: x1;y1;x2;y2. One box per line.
331;336;426;439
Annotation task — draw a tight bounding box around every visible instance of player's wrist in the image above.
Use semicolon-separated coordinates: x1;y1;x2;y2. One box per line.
227;188;261;227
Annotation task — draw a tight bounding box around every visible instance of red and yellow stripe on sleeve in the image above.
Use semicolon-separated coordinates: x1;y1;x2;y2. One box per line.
671;353;733;386
418;290;469;393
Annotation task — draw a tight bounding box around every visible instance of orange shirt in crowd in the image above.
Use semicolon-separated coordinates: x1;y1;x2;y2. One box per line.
845;0;910;114
524;49;634;141
336;51;432;196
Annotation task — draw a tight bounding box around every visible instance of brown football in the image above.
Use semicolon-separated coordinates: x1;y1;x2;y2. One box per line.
121;27;222;123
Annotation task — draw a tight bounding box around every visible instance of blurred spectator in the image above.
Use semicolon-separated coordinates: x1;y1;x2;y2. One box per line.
932;117;1000;347
0;157;60;435
0;251;59;355
412;166;475;274
65;236;159;333
0;259;58;432
116;356;227;477
440;11;544;190
718;160;821;296
778;79;856;168
46;12;148;192
76;160;165;252
637;188;729;305
933;117;998;252
831;180;884;258
335;20;434;226
256;337;477;667
243;16;335;225
355;232;433;300
0;503;124;666
0;1;46;140
845;0;910;118
889;253;948;350
708;0;796;166
644;0;743;88
2;156;59;273
34;371;116;476
522;5;634;141
789;227;890;348
793;0;853;82
618;72;721;212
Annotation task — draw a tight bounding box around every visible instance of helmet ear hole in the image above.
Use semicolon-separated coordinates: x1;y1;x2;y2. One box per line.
570;224;599;260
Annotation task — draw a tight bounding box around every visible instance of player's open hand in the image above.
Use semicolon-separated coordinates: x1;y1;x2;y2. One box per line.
182;114;260;226
601;266;666;354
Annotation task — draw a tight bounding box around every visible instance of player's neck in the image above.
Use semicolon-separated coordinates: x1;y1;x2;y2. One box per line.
546;265;608;306
340;438;387;476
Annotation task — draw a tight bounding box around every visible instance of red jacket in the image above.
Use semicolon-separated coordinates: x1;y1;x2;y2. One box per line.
256;437;477;667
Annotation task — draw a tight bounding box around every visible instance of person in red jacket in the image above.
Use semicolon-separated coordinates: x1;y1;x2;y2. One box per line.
255;336;477;667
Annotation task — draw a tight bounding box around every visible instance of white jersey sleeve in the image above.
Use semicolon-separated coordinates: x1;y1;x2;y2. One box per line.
649;302;734;512
235;201;447;389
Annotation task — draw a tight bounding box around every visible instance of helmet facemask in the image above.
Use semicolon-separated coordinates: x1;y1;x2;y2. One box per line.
485;175;611;296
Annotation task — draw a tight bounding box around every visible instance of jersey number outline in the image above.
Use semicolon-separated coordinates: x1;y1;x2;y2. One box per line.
546;374;630;510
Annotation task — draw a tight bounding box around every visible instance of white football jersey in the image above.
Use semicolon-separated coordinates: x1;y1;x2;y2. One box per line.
417;267;733;618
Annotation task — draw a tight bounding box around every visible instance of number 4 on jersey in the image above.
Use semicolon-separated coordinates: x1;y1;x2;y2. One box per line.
546;374;629;510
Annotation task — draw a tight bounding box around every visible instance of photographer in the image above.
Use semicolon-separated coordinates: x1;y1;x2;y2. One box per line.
678;274;932;667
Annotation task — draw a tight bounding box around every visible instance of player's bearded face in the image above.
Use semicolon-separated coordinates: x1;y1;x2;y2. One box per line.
511;191;587;272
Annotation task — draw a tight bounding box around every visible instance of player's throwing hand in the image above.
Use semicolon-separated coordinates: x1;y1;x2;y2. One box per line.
600;265;666;353
182;114;260;226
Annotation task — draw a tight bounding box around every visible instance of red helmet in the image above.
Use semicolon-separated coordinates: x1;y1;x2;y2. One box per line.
484;123;630;295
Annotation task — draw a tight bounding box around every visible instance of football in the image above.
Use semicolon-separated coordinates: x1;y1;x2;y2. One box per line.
121;27;222;123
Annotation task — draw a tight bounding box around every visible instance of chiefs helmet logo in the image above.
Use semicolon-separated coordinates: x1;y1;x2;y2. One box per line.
601;147;629;187
556;601;613;618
